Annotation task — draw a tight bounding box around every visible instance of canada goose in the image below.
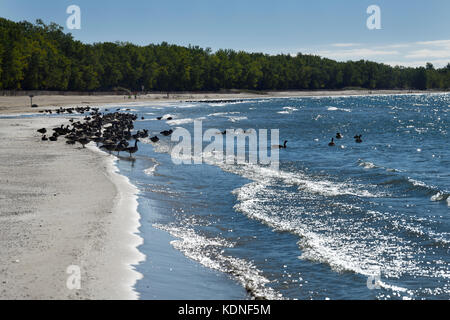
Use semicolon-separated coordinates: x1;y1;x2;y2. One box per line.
150;136;159;143
273;140;288;149
354;135;363;143
328;138;335;146
156;117;163;120
125;139;139;157
160;129;173;136
77;137;90;148
41;135;48;141
336;133;343;139
49;135;58;142
37;128;47;134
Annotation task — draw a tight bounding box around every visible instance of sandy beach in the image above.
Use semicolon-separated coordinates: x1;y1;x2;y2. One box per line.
0;89;440;115
0;116;144;299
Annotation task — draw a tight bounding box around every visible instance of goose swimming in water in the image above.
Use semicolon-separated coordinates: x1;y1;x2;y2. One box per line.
150;136;159;143
336;133;343;139
354;135;363;143
273;140;288;149
160;129;173;136
328;138;335;146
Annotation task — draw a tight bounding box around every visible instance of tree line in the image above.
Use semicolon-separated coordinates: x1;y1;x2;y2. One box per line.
1;18;449;92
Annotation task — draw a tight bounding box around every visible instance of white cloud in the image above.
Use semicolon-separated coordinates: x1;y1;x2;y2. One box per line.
415;40;450;47
405;49;450;59
298;40;450;68
331;43;360;47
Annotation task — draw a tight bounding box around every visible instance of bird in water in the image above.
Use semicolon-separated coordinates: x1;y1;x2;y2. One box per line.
273;140;288;149
160;129;173;136
125;139;139;158
354;135;363;143
150;136;159;143
328;138;335;146
336;133;343;139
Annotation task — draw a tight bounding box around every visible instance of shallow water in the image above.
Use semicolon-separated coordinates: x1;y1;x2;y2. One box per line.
18;94;448;300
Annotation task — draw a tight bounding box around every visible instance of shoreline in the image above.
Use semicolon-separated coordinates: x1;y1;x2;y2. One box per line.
88;145;145;299
1;89;448;115
0;116;144;299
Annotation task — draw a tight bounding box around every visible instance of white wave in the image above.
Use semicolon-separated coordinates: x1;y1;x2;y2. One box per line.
228;116;248;122
208;112;241;117
232;181;450;298
144;161;159;176
359;161;377;169
431;192;450;202
327;106;351;112
166;118;194;125
153;223;282;300
278;106;299;114
224;164;381;198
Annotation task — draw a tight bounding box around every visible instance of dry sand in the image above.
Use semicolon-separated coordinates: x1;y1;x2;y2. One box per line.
0;116;144;299
0;89;437;115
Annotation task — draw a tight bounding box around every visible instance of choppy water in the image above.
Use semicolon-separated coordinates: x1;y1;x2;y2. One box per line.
113;93;450;300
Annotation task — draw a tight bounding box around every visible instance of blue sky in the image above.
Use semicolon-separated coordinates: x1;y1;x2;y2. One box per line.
1;0;449;67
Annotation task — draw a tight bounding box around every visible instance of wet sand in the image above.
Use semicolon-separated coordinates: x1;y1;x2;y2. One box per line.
0;116;144;299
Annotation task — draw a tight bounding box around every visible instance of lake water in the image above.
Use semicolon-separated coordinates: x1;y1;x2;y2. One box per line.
114;93;450;300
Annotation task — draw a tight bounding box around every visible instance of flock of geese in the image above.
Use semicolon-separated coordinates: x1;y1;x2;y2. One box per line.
37;107;365;157
328;133;363;146
36;107;174;158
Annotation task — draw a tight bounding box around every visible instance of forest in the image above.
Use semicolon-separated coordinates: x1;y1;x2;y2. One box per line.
1;17;449;92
